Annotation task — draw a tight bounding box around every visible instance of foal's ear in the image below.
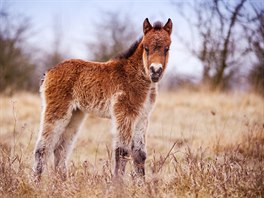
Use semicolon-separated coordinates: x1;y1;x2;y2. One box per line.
163;18;173;35
143;18;152;35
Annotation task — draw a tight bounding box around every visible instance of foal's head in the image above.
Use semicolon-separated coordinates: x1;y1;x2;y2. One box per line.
142;18;173;83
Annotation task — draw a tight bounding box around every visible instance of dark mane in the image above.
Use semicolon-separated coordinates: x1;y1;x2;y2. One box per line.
114;37;143;60
153;21;163;30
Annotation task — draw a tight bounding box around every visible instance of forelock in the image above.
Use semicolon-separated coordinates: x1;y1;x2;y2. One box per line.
153;21;163;30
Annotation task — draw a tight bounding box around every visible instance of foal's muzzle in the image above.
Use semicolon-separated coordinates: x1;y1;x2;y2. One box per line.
150;63;163;83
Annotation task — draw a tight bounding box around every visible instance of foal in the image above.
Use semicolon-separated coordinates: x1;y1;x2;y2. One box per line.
33;18;173;180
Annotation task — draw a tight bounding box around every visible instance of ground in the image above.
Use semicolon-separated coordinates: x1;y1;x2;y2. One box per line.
0;90;263;197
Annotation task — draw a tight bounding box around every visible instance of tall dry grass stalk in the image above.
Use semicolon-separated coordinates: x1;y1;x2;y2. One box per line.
0;91;263;197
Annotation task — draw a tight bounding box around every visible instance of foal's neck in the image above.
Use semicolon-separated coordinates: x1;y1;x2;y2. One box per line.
126;42;146;76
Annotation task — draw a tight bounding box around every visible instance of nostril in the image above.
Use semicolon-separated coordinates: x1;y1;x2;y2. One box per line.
157;67;162;74
150;66;155;73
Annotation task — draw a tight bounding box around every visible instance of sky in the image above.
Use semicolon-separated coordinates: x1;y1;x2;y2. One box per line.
6;0;203;77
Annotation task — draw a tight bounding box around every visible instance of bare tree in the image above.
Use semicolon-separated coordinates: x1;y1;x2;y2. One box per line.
248;7;264;96
173;0;250;90
0;5;35;93
86;12;138;62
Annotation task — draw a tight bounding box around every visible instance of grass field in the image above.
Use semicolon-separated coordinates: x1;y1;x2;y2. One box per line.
0;90;263;197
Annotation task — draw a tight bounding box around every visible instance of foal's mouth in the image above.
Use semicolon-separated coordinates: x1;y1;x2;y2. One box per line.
150;65;163;83
150;74;161;83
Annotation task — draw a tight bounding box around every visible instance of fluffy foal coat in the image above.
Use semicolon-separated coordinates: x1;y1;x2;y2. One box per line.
33;18;173;180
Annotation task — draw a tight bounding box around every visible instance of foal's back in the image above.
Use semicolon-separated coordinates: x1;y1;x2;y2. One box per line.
42;59;120;120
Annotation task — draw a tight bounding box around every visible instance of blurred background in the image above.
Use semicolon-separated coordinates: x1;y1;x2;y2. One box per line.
0;2;264;196
0;0;263;95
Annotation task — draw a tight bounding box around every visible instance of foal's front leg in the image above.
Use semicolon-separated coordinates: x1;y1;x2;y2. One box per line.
131;116;148;177
112;106;136;177
113;116;134;176
114;146;130;176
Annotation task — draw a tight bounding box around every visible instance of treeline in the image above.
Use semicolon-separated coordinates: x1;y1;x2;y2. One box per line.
171;0;263;94
0;7;35;92
0;1;263;95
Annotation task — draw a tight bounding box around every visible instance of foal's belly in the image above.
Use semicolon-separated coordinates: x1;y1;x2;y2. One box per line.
75;97;111;119
86;105;111;119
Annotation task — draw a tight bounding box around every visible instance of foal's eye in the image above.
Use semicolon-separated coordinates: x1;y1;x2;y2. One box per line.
164;47;170;54
144;46;149;54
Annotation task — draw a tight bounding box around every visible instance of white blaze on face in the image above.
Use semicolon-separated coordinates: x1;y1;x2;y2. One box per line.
150;63;162;73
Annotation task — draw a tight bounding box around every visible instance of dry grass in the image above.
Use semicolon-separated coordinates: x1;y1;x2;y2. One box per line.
0;90;263;197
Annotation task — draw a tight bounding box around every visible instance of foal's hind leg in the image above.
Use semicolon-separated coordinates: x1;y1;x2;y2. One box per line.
53;109;85;179
33;105;73;181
